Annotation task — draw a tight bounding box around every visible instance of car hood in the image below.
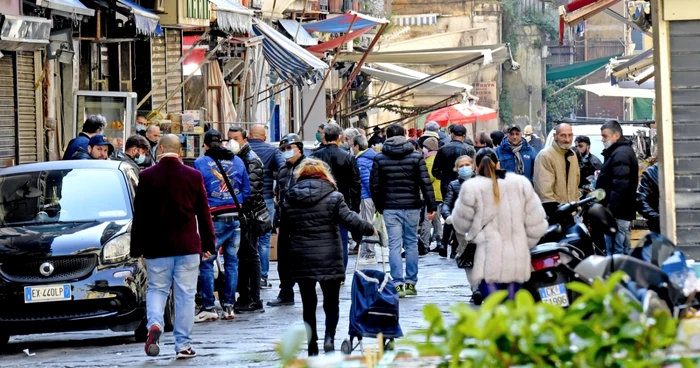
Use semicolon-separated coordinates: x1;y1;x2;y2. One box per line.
0;220;131;258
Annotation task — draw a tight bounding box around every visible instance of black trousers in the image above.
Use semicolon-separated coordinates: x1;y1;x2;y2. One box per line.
298;279;342;343
237;226;262;303
276;229;295;300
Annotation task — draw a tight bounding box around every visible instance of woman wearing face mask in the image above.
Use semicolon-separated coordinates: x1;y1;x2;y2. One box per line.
112;135;151;170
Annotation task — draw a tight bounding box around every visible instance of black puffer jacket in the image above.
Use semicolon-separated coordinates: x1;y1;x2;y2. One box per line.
441;178;466;220
311;144;361;212
370;136;436;213
236;143;268;222
637;163;659;233
280;177;374;282
432;140;476;196
595;137;639;221
274;155;306;227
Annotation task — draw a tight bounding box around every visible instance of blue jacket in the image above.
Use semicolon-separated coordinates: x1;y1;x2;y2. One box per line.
356;149;376;199
194;146;251;209
248;138;285;201
63;133;90;160
494;138;537;182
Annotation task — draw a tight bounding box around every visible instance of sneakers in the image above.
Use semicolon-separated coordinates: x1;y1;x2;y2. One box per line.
236;300;265;314
267;296;294;307
176;348;197;359
222;304;235;320
144;324;162;357
405;283;417;296
396;284;406;298
260;277;272;289
194;307;219;323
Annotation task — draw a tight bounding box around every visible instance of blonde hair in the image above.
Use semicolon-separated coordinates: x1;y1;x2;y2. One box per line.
453;155;473;171
294;158;338;189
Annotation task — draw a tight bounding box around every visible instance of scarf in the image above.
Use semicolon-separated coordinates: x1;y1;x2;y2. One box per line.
511;142;524;175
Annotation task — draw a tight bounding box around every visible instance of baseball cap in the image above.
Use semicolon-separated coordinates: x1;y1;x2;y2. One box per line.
507;124;522;133
89;134;112;147
204;129;223;145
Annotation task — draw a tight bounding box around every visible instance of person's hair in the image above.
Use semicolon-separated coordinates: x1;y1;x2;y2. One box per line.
323;124;343;142
476;131;493;148
294;158;337;189
409;140;420;151
125;135;150;150
136;114;147;120
475;148;500;205
82;115;106;134
451;125;467;137
353;135;368;150
491;130;505;146
601;120;623;136
575;135;591;146
385;124;405;138
229;126;247;139
343;128;361;141
453;155;473;171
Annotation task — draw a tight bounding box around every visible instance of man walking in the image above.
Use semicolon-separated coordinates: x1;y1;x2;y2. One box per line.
353;135;378;263
533;123;580;206
194;130;251;321
371;124;436;298
130;134;215;359
495;125;537;182
596;120;639;255
63;115;106;160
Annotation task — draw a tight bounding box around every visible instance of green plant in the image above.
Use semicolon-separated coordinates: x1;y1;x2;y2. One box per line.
499;86;513;125
544;77;584;129
502;0;559;54
409;272;679;368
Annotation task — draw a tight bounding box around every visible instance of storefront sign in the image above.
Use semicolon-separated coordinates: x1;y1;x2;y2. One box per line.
473;82;498;109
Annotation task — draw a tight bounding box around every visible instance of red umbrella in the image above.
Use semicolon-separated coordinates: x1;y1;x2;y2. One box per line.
426;103;498;127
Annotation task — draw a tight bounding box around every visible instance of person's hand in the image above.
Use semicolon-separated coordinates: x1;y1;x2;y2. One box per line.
202;251;214;261
446;216;453;225
373;228;378;236
427;211;436;221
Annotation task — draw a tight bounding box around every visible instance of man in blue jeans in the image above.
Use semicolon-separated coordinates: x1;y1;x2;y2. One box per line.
130;135;216;359
370;124;436;298
247;124;285;288
194;130;251;321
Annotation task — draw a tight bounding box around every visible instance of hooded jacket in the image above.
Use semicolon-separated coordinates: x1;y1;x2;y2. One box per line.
356;148;376;199
248;138;286;201
311;144;362;212
432;139;475;197
280;177;374;282
236;143;268;221
275;154;306;226
194;146;251;211
370;136;436;213
495;137;538;182
533;143;580;204
637;163;659;233
595;137;639;221
63;133;90;160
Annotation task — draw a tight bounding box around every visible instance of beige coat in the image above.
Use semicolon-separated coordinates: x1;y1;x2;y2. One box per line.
533;144;580;204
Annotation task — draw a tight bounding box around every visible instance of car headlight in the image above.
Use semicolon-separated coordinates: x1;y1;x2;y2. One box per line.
102;234;131;264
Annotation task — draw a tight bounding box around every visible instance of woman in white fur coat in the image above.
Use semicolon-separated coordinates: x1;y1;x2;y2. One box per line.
452;148;548;299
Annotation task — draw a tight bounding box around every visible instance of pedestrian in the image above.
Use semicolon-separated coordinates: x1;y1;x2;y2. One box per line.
370;123;437;298
280;158;375;356
596;120;639;254
72;134;113;160
451;148;548;300
135;114;148;134
575;135;603;188
194;129;251;321
144;125;161;166
422;137;443;252
438;127;451;147
269;133;307;307
368;126;385;148
474;131;494;150
533;123;580;206
418;121;442;149
63;114;106;160
637;163;660;233
490;130;505;147
494;125;537;182
341;128;361;153
353;134;379;264
229;127;269;314
311;123;362;269
316;124;326;147
111;135;150;169
130;134;216;359
523;125;544;152
247;124;286;289
432;125;476;198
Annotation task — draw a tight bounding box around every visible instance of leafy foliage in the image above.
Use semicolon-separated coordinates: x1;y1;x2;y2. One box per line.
408;272;679;367
499;85;513;125
502;0;560;54
544;77;584;130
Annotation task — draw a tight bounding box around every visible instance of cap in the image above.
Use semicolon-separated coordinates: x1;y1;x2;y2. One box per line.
89;134;112;147
425;121;440;132
423;137;439;151
204;129;223;145
507;124;522;133
279;133;303;150
450;124;467;137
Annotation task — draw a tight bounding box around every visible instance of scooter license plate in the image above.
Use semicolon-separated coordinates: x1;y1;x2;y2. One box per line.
538;284;569;307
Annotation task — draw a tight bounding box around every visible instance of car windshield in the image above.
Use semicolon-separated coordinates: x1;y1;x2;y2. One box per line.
0;168;131;226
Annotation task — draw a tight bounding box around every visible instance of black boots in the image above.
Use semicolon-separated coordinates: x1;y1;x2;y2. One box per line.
324;334;335;353
308;341;319;356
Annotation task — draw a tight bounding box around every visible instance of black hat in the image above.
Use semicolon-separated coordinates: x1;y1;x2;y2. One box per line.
279;133;303;151
204;129;223;145
507;125;522;133
450;124;467;137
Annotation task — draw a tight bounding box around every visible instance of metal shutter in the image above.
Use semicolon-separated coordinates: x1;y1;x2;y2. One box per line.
16;51;39;164
0;54;17;166
151;29;183;114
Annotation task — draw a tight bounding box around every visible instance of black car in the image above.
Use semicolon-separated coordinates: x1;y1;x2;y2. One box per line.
0;160;173;347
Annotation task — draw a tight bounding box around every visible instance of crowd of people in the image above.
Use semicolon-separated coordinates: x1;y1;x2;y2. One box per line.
63;113;660;359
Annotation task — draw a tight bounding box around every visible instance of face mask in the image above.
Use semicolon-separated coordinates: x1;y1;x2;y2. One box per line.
136;124;145;132
316;132;322;142
228;140;240;154
134;154;145;165
458;166;473;179
603;141;612;149
422;147;429;155
283;149;295;160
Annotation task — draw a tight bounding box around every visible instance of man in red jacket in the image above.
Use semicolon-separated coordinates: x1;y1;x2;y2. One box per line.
130;134;216;359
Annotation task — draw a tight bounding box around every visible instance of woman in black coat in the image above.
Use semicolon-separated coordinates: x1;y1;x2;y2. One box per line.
280;158;375;356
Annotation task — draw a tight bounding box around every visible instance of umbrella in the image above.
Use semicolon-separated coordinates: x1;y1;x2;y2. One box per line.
426;103;498;127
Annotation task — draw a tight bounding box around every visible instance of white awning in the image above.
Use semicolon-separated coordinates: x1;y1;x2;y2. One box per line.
278;19;317;46
0;15;52;52
363;63;472;95
338;45;508;65
210;0;254;34
36;0;94;19
575;82;655;99
377;28;486;52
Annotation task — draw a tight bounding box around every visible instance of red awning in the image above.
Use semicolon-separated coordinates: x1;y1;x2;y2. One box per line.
305;26;373;57
559;0;621;44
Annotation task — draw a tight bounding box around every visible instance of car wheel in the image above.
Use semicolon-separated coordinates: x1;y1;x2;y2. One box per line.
134;318;148;343
164;290;175;333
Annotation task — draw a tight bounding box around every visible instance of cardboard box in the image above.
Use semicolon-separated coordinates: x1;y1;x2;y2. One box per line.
270;234;277;261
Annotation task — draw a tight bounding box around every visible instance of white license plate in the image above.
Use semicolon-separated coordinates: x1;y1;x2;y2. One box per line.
24;284;72;303
538;283;569;307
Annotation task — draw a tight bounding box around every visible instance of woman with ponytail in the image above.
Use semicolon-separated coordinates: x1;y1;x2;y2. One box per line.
451;148;548;300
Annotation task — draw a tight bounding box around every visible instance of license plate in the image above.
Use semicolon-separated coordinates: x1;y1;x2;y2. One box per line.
538;283;569;307
24;284;72;303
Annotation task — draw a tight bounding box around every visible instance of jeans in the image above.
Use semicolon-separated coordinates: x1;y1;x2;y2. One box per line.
146;254;199;352
237;226;261;303
383;209;421;286
359;198;377;258
420;203;442;246
198;218;241;308
339;224;349;270
606;219;632;255
298;280;342;343
259;198;275;279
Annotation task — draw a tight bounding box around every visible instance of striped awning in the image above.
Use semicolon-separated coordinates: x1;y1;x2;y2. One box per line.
392;13;438;27
252;19;328;88
303;11;389;33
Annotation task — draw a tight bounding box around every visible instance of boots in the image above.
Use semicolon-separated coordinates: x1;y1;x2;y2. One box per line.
308;341;319;356
324;333;335;353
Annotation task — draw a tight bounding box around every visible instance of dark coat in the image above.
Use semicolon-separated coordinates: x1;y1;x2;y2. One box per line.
596;137;639;221
280;177;374;282
236;143;269;222
579;152;603;188
248;138;286;201
370;136;437;214
368;133;385;148
637;163;659;233
311;144;362;212
441;178;466;220
63;133;90;160
275;155;306;227
495;138;538;182
432;140;476;197
130;157;216;259
71;148;92;160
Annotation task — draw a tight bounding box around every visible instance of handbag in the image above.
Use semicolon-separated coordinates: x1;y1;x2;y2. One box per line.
212;158;272;235
455;213;496;269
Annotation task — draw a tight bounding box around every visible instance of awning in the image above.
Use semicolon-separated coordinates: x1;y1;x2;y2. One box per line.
377;28;485;52
278;19;317;46
303;11;389;33
252;19;328;88
391;13;438;27
116;0;161;36
546;55;617;81
209;0;254;34
338;44;509;65
560;0;621;26
575;82;655;99
36;0;94;19
305;26;372;56
361;63;471;95
0;15;52;52
611;48;654;78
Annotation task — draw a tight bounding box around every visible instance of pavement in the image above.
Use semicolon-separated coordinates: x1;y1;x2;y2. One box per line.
0;251;471;367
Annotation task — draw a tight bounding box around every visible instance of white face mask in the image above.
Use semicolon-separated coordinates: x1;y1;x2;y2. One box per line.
603;141;613;150
228;140;240;154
